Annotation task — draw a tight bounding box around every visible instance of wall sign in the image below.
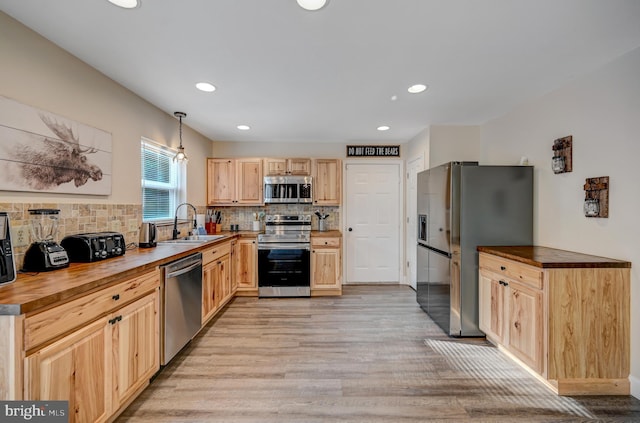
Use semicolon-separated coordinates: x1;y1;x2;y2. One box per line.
346;145;400;157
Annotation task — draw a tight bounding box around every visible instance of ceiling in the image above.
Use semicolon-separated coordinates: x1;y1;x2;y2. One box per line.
2;0;640;144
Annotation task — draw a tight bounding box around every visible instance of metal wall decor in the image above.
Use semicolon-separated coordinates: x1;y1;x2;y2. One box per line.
552;135;572;174
583;176;609;218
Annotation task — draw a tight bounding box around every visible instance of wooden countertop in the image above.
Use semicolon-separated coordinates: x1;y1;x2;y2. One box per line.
477;245;631;269
0;233;250;316
311;230;342;237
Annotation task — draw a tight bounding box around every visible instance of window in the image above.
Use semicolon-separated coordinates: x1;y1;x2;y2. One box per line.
141;138;185;221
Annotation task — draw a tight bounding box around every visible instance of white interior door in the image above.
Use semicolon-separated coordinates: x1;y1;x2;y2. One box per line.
345;162;401;283
406;155;425;289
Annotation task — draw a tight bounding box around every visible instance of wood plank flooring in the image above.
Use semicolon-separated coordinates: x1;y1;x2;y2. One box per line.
116;285;640;422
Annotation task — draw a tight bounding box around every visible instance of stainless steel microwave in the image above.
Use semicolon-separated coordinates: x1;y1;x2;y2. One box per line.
264;176;313;204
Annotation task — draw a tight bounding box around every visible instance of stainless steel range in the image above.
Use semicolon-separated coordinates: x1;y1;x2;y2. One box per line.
258;214;311;297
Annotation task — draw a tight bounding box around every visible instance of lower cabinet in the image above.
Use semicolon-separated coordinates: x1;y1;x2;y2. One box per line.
202;242;232;324
479;269;543;374
234;237;257;296
25;319;110;423
311;235;342;295
25;290;159;423
478;250;630;395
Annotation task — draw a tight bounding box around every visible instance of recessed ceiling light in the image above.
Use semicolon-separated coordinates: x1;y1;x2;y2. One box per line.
390;95;398;101
408;84;428;94
237;125;250;131
297;0;328;11
377;126;390;131
196;82;216;92
107;0;140;9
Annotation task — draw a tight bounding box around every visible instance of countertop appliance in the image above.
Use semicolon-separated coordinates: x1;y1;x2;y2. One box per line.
258;214;311;297
417;162;533;336
138;222;157;248
22;209;69;272
263;176;312;204
61;232;126;262
161;252;203;365
0;212;16;285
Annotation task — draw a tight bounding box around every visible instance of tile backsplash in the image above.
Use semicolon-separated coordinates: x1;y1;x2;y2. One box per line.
2;202;340;269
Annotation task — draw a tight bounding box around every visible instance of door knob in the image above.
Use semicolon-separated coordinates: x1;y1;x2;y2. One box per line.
348;227;353;232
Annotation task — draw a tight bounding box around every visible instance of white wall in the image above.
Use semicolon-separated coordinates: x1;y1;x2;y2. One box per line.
0;12;213;206
480;46;640;398
429;125;481;168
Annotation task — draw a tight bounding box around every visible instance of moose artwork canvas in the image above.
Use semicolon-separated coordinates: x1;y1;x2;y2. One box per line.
0;96;112;195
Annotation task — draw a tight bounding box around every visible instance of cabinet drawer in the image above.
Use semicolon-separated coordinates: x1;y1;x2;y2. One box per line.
311;237;341;248
202;242;231;264
24;270;159;351
479;253;543;290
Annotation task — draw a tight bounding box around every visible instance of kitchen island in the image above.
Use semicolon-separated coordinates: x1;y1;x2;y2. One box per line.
478;245;631;395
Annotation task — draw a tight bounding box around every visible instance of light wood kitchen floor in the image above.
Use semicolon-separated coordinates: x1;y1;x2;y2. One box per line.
117;285;640;423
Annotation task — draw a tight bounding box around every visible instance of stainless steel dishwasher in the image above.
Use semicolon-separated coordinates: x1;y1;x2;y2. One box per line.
161;252;202;365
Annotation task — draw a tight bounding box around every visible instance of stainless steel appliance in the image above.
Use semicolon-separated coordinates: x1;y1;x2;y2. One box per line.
258;214;311;297
0;212;16;285
417;162;533;336
22;209;69;271
138;222;157;248
61;232;126;262
263;176;313;204
161;252;203;365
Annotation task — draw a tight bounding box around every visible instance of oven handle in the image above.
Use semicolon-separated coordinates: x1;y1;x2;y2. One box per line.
258;243;310;251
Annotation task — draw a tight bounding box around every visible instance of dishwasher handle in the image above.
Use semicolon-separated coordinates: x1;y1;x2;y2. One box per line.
165;261;202;279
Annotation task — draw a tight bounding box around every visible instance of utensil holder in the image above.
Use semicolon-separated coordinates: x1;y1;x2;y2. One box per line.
319;220;327;232
252;221;260;232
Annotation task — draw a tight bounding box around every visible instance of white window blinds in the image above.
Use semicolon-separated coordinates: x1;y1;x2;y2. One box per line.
141;139;184;221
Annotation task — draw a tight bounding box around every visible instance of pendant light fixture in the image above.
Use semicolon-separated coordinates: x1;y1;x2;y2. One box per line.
173;111;188;163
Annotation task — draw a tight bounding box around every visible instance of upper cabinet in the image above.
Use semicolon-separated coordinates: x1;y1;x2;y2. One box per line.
313;159;342;206
264;158;311;176
207;158;263;206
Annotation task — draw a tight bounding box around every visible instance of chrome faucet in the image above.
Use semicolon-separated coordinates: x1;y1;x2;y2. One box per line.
172;202;198;240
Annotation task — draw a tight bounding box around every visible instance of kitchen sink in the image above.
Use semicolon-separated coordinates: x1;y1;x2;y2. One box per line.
157;234;226;245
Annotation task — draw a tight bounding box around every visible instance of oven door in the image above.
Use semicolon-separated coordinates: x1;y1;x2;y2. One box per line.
258;243;310;297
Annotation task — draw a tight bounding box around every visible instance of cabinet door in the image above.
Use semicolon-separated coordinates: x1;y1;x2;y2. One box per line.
236;158;263;204
264;158;288;176
202;260;218;323
111;292;159;408
478;270;505;343
218;254;232;306
25;319;110;423
507;279;544;374
207;159;235;205
311;248;341;290
313;159;341;205
235;238;257;290
288;158;311;175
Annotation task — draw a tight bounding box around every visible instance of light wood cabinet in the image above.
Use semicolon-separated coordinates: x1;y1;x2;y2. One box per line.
24;271;160;422
202;242;232;323
480;268;543;374
311;236;342;295
111;292;159;410
207;158;263;205
234;237;258;296
264;158;311;176
478;247;631;395
313;159;341;205
25;319;110;423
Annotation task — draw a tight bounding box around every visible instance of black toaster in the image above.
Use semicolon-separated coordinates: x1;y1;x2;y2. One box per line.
61;232;126;262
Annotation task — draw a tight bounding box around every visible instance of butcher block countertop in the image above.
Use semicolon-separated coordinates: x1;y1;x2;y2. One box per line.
0;232;251;316
477;245;631;269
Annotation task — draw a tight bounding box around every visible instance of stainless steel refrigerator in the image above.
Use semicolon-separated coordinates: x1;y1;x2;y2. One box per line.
417;162;533;336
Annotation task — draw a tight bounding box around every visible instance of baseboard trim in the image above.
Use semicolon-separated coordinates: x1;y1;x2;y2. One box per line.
630;374;639;399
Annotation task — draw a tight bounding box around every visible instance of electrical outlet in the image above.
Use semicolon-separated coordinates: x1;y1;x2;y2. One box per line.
128;219;139;232
11;225;29;247
110;220;122;232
